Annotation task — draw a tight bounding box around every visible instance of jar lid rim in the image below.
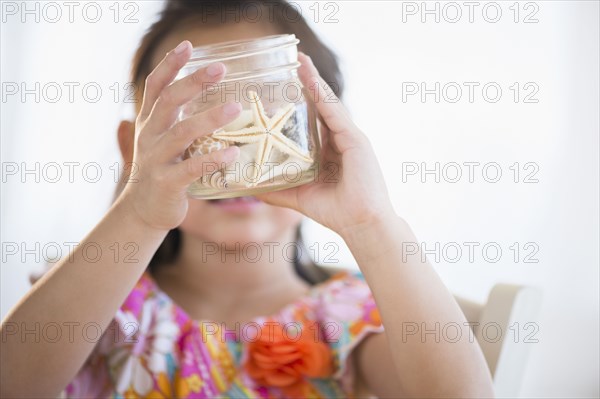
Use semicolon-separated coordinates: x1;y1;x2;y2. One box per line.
189;34;299;63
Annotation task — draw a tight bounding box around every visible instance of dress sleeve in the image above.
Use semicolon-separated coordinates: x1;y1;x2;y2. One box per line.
318;270;385;394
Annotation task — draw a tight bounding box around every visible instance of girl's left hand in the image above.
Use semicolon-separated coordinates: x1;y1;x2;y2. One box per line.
256;53;396;238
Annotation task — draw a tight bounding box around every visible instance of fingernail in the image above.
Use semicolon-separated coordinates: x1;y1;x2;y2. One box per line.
207;62;225;77
223;102;241;116
174;40;190;54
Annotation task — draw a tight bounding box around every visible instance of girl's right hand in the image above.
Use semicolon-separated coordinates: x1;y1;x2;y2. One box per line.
118;40;241;231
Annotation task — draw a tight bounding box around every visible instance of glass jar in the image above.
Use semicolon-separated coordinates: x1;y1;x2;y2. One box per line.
175;34;320;200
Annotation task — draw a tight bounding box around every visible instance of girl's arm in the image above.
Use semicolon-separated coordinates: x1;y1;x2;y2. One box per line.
345;218;495;398
257;53;495;398
0;40;242;398
0;199;166;398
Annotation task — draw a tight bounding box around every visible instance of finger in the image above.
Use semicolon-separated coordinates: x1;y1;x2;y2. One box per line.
169;146;240;187
298;53;354;133
158;102;242;160
147;62;227;134
139;40;192;121
318;118;341;158
299;53;370;154
255;187;300;212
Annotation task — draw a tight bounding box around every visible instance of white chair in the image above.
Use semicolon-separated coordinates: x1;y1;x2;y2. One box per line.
455;284;543;398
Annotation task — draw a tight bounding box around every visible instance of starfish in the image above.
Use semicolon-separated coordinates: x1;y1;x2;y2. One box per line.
212;90;313;186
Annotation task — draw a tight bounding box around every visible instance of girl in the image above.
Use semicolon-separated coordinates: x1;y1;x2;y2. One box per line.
0;1;495;398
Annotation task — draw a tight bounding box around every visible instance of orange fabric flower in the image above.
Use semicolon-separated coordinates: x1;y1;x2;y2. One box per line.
244;321;332;396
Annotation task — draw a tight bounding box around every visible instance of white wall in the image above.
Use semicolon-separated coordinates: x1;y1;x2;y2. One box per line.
1;1;598;397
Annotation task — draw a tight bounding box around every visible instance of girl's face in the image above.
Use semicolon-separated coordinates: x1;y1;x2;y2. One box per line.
126;22;304;247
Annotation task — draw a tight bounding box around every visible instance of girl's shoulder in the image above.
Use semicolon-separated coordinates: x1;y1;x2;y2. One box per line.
313;267;383;334
302;267;384;391
275;267;384;355
310;266;380;313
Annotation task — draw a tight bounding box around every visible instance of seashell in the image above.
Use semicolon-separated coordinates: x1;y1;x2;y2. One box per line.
199;170;228;189
185;134;230;159
185;134;231;189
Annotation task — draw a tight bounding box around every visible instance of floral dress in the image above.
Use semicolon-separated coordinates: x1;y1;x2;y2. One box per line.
62;269;384;398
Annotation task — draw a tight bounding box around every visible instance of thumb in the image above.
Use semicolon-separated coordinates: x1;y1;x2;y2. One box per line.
255;187;300;211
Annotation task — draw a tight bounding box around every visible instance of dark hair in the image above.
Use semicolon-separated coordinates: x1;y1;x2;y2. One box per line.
126;0;343;284
131;0;344;98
